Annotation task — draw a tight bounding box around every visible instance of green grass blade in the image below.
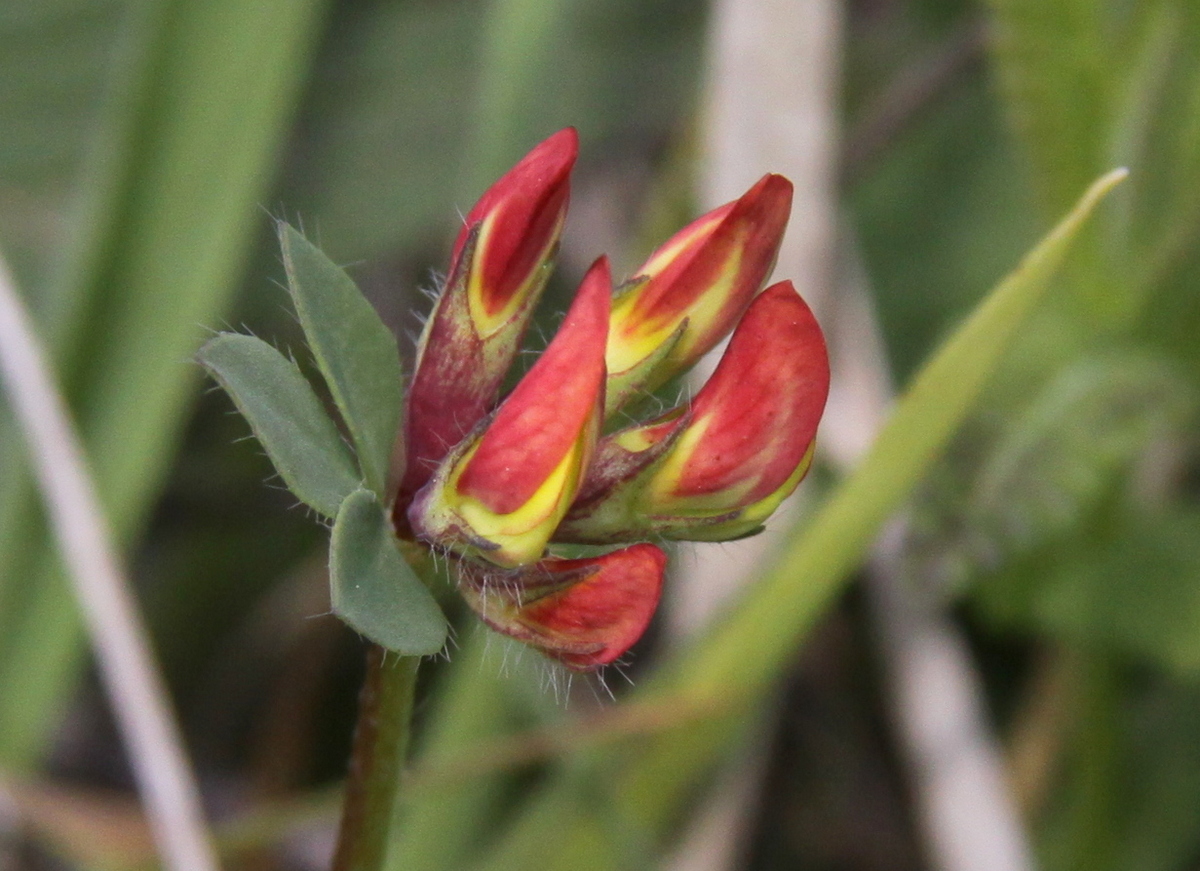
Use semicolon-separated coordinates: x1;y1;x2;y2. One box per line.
279;224;403;499
676;168;1127;695
468;168;1128;871
330;489;447;655
197;333;362;518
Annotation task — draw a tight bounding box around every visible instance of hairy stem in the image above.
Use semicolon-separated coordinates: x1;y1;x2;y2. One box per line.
332;646;420;871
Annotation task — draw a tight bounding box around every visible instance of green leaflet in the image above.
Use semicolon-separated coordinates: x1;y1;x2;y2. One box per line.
279;223;403;499
330;489;447;655
196;333;361;519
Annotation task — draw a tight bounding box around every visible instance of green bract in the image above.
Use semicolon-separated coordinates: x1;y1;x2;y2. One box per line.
201;224;449;655
331;490;448;654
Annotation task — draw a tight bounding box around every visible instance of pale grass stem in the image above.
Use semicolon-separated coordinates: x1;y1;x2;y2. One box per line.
0;255;220;871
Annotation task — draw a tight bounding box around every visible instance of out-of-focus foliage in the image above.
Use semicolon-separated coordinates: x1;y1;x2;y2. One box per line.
875;1;1200;869
1;1;1200;871
0;0;330;765
280;0;704;264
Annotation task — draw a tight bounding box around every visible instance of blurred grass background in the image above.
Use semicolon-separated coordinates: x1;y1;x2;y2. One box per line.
1;1;1199;870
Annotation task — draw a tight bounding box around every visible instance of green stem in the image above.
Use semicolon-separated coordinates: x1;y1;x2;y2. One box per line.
332;645;420;871
1060;649;1121;871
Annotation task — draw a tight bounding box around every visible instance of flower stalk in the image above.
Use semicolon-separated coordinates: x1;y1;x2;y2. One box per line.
331;647;420;871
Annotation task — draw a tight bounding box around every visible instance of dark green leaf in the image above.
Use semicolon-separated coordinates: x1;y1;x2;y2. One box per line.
279;223;402;498
1116;682;1200;871
196;332;360;518
330;489;447;655
975;510;1200;676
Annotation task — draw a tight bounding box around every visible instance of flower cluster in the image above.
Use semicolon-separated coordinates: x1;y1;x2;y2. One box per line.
394;128;829;671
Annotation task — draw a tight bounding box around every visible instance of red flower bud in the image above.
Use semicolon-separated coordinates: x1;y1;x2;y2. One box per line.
605;173;792;414
399;128;578;508
558;281;829;542
408;258;611;567
457;543;667;671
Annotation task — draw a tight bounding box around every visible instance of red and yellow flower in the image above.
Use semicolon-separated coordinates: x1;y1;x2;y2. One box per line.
407;257;609;568
558;281;828;544
604;173;793;414
399;128;577;509
456;544;666;671
395;129;829;671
